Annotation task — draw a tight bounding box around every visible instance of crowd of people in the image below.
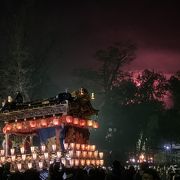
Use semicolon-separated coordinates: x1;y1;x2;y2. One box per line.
0;160;166;180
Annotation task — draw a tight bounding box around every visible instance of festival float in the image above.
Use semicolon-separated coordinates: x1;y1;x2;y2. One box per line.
0;88;104;171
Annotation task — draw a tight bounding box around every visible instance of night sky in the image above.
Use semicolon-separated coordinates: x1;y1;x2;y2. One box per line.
0;0;180;93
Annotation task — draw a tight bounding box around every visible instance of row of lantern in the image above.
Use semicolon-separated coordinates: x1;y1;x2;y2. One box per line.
0;149;104;171
0;150;103;163
64;143;96;151
0;144;103;159
0;158;104;172
3;115;99;134
68;150;103;159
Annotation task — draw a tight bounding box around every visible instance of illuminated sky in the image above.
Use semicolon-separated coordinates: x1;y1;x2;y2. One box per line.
0;1;180;91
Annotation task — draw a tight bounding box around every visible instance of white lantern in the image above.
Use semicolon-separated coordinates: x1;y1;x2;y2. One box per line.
86;159;90;166
31;146;35;153
20;147;25;154
1;156;5;163
44;152;49;160
90;145;96;151
0;150;5;156
80;159;85;166
39;162;43;169
94;151;98;158
70;159;74;166
52;144;56;151
76;144;80;150
70;143;75;149
100;160;104;166
76;151;81;158
11;155;16;162
75;159;79;166
22;154;26;161
28;162;32;169
10;148;15;155
99;152;104;159
32;153;37;160
17;163;22;171
41;145;46;152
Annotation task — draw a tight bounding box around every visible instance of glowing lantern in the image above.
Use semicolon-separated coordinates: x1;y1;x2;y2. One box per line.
90;145;96;151
82;151;87;158
76;144;80;150
39;162;43;169
6;124;12;132
41;145;46;152
16;123;22;130
91;160;95;165
0;150;5;156
1;156;5;163
41;119;47;127
73;118;79;125
11;155;16;162
28;162;32;169
85;144;90;151
29;121;37;128
10;148;15;155
70;159;74;166
86;159;90;166
75;159;79;166
32;153;37;160
80;159;85;166
79;119;86;127
31;146;35;153
81;144;85;151
99;152;104;159
44;152;49;160
70;143;75;149
22;154;26;161
100;160;104;166
80;88;84;95
91;93;95;100
94;151;98;158
88;151;93;158
87;120;93;127
52;144;56;151
76;151;81;158
96;160;100;166
66;116;73;123
69;150;74;158
17;163;22;171
20;147;25;154
93;121;99;129
53;118;59;126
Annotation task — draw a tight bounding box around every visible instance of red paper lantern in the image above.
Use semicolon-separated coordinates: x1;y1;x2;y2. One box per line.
73;118;79;125
16;122;22;130
87;120;93;127
6;124;12;132
53;118;59;126
66;116;73;124
79;119;86;127
41;119;48;127
93;121;99;129
29;121;37;128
